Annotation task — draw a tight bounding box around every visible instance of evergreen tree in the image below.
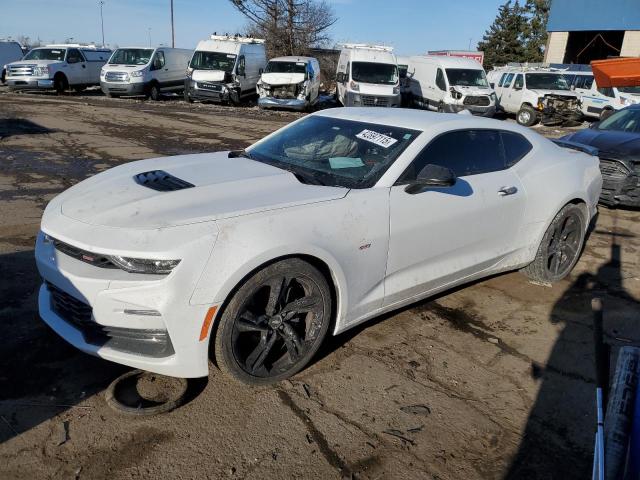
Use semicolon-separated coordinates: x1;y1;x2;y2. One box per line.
477;0;527;70
523;0;551;62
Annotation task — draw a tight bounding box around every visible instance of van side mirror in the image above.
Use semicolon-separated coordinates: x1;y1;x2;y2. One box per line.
490;82;495;89
259;68;264;75
405;164;456;194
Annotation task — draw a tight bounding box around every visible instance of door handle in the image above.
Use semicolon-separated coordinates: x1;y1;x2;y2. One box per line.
498;186;518;196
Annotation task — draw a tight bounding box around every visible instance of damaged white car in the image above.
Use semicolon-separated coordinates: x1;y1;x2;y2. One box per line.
258;56;321;111
36;108;601;385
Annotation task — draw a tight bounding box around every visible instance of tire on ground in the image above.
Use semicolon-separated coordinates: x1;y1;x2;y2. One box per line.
517;104;538;126
521;203;587;284
54;74;69;95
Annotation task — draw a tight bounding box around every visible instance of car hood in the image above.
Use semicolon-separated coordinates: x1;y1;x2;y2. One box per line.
8;59;63;68
57;152;349;229
191;70;226;82
450;85;494;95
261;72;305;85
529;89;578;98
562;128;640;162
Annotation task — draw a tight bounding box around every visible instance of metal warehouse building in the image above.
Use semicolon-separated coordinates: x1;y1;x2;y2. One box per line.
544;0;640;63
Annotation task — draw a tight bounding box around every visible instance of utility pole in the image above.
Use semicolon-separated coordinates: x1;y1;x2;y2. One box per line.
170;0;175;48
99;1;105;47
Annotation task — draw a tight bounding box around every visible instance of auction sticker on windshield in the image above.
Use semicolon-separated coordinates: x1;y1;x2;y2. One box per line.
356;130;398;148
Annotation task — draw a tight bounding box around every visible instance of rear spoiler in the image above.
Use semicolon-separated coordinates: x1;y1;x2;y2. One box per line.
552;139;599;156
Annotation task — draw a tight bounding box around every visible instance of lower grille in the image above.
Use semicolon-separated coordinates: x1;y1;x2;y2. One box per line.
105;71;129;82
197;82;223;91
361;95;389;107
463;95;490;106
48;281;93;325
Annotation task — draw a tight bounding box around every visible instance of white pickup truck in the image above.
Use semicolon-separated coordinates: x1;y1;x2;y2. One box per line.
5;44;110;93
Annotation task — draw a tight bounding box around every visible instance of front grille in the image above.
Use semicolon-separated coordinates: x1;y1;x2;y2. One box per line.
463;95;490;106
47;281;93;325
51;237;117;269
599;158;630;180
46;282;173;357
361;96;389;107
8;64;35;77
105;71;129;82
134;170;195;192
270;85;298;99
197;82;223;91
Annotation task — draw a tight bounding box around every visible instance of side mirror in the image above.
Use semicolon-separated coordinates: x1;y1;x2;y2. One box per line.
405;164;456;194
589;121;600;129
514;84;522;91
490;82;495;89
258;68;264;75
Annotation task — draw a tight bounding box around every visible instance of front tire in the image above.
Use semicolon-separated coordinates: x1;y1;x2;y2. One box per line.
522;204;586;283
213;259;332;385
517;105;538;126
54;74;69;95
148;82;161;101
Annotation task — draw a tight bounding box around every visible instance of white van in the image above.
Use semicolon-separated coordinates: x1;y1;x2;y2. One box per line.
185;35;266;104
396;55;411;104
407;55;496;117
6;44;110;93
1;41;24;84
567;72;640;119
335;44;400;107
491;66;582;126
257;56;321;111
100;47;192;100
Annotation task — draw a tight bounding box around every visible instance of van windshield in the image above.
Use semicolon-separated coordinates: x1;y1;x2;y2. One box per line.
445;68;488;87
190;51;236;72
23;48;66;61
525;73;570;90
109;48;154;65
352;62;398;85
266;61;306;74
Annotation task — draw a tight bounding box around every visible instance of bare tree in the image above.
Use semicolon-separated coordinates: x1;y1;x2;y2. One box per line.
229;0;336;57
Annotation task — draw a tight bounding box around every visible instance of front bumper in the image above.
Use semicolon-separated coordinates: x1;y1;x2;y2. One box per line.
258;96;308;111
344;90;400;107
7;77;54;90
100;81;146;96
540;107;583;126
598;158;640;207
185;79;236;103
443;103;496;117
35;222;219;378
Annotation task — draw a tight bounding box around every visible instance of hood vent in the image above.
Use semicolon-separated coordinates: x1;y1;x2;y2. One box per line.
134;170;195;192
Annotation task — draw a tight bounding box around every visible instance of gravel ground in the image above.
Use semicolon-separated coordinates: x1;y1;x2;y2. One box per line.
0;87;639;480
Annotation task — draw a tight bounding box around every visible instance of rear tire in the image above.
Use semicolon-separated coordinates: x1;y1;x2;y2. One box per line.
517;105;538;126
521;204;586;284
213;258;332;385
1;69;6;85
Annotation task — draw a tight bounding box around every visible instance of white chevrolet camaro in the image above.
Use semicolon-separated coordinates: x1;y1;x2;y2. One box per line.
36;108;602;384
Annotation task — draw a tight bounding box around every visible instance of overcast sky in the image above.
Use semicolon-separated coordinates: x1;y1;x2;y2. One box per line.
1;0;505;55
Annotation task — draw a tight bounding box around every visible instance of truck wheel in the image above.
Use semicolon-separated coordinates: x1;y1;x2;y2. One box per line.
600;108;614;121
517;105;538;126
148;82;161;101
1;69;5;85
184;90;193;103
213;258;332;385
521;203;586;284
54;74;69;95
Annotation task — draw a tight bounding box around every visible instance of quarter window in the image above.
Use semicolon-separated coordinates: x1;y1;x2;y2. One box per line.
501;131;533;167
237;55;246;76
435;68;446;91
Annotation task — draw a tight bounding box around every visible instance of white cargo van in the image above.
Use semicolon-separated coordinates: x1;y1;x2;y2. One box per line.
100;47;192;100
1;41;24;84
5;44;110;93
566;71;640;119
185;35;266;104
335;44;400;107
257;56;320;111
407;55;496;116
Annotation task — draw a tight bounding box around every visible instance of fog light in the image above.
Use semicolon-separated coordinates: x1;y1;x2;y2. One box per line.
123;309;161;316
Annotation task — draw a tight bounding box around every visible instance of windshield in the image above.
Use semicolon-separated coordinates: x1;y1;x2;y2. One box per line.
525;73;570;90
266;61;306;74
109;48;153;65
446;68;488;87
619;86;640;95
247;116;419;188
351;62;398;85
598;108;640;133
190;51;236;71
23;48;66;61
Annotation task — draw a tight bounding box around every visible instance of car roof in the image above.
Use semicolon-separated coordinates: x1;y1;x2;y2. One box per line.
312;107;536;135
411;55;482;68
269;56;315;63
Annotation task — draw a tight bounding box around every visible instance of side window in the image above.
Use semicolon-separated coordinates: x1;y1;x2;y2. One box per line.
151;51;165;70
573;76;584;89
236;55;246;76
398;130;506;182
307;62;314;80
598;87;615;98
498;73;507;87
584;76;594;89
66;49;82;64
435;68;446;91
503;73;514;88
501;131;532;167
513;74;524;89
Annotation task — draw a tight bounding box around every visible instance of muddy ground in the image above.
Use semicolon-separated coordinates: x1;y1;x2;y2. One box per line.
0;87;638;480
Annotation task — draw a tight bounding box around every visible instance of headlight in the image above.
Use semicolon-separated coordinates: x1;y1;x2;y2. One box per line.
490;92;497;100
108;256;180;275
393;86;400;95
449;87;462;100
350;80;359;92
621;96;634;106
260;81;270;89
186;67;193;78
34;66;50;77
537;97;545;110
130;70;144;78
